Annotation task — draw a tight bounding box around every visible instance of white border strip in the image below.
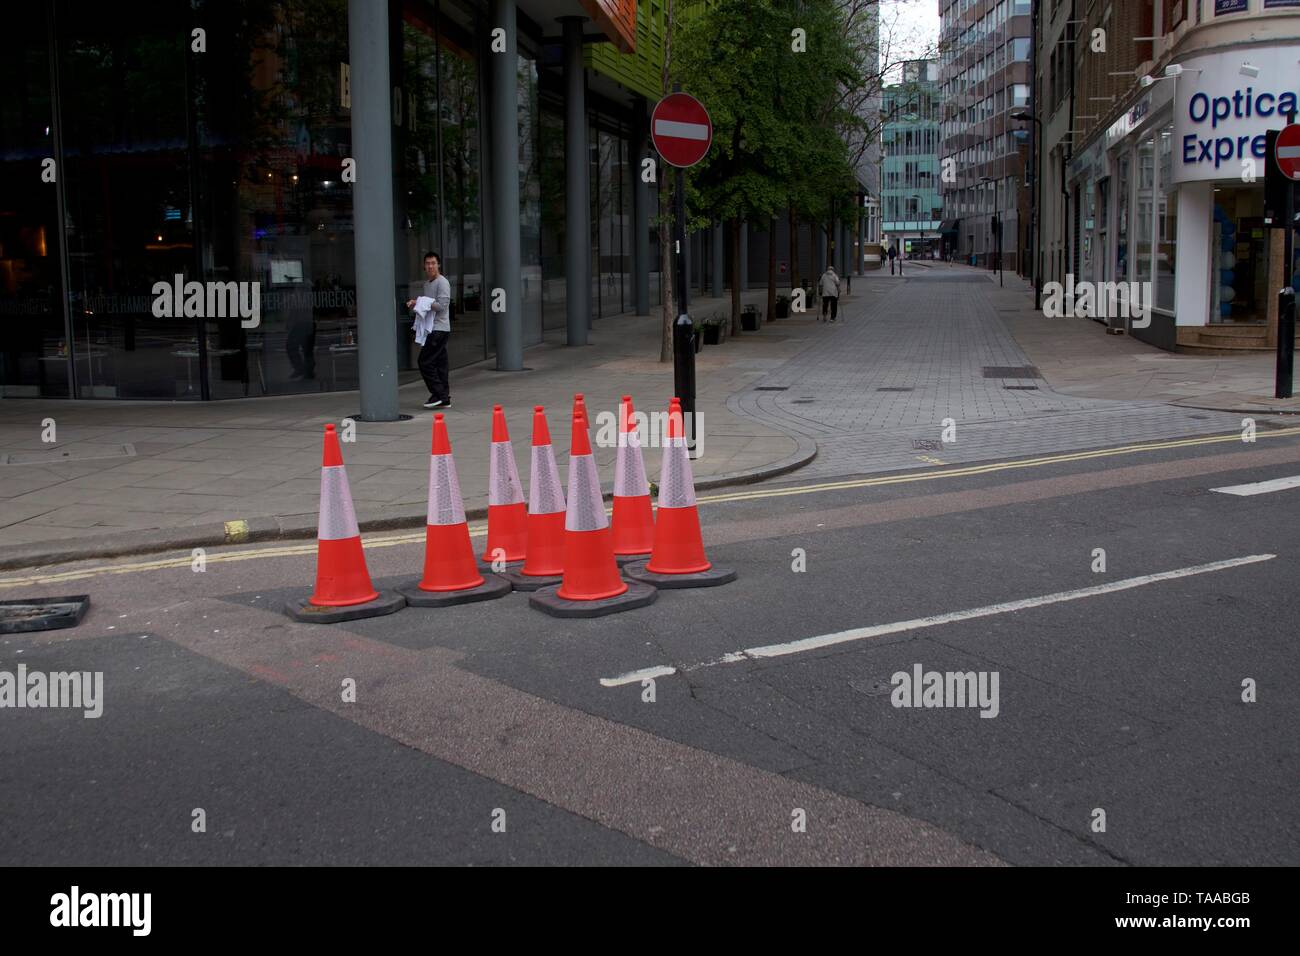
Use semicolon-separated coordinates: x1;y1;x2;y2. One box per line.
598;554;1276;686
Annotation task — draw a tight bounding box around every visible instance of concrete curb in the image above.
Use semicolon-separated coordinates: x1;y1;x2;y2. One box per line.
0;436;818;572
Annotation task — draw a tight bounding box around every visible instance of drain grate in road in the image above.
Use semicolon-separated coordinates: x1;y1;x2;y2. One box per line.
1004;385;1039;390
791;399;816;404
911;438;944;450
877;386;914;392
982;365;1041;379
754;386;788;391
0;595;90;634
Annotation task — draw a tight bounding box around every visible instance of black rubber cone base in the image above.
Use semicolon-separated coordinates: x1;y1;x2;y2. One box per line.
623;561;738;589
286;590;406;624
397;573;512;607
614;551;652;566
529;579;657;618
500;568;563;591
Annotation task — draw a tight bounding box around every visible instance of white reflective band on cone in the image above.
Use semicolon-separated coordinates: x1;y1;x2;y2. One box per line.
427;454;467;526
318;465;361;540
565;453;608;532
657;436;697;509
530;445;566;515
488;441;525;506
613;431;651;498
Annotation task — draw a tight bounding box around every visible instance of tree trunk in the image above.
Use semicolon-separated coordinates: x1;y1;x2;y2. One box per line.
659;166;674;362
766;216;777;323
729;218;742;335
788;207;800;294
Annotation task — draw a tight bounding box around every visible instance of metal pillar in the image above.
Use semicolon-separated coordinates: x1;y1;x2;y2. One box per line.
561;17;589;346
349;0;399;420
490;0;522;369
632;104;650;315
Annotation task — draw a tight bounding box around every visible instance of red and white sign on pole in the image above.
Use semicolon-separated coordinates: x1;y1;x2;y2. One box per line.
651;93;713;168
1276;123;1300;181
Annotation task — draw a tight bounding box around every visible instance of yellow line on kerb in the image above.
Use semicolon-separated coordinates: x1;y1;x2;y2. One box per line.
3;426;1297;590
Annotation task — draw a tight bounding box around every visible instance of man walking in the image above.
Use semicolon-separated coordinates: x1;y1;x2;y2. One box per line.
819;265;841;322
406;251;451;409
888;244;896;275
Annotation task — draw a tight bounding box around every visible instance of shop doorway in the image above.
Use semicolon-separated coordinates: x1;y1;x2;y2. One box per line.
1211;187;1271;325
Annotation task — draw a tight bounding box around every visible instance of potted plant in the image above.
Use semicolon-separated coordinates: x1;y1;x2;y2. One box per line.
741;304;761;331
775;295;790;319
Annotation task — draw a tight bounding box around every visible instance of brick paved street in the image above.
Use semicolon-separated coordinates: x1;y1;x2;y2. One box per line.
733;271;1256;479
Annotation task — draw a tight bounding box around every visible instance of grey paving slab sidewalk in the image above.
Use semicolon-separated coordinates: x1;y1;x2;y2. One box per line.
3;265;1293;565
730;268;1285;480
0;292;816;563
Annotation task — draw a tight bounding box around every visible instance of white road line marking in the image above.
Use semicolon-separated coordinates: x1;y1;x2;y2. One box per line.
598;554;1276;687
654;119;709;140
1211;475;1300;496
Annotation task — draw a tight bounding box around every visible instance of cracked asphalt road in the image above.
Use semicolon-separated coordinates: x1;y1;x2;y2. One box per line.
3;427;1298;865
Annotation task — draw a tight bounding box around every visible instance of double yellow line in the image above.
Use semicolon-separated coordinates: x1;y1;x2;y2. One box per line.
4;425;1297;590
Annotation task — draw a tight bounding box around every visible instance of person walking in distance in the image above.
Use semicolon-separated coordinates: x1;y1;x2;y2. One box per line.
888;243;896;275
819;264;841;322
406;251;452;409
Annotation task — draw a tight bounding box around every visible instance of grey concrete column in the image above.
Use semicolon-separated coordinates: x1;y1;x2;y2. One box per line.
561;17;589;346
632;105;649;315
489;0;522;370
711;222;723;298
349;0;398;421
739;221;748;291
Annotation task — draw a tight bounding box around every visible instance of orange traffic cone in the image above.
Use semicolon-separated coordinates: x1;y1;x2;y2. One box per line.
530;405;656;618
625;399;736;589
502;406;566;591
398;414;511;608
611;394;654;559
286;424;405;622
482;405;527;564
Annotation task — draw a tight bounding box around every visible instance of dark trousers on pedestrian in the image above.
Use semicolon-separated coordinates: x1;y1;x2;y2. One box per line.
821;295;838;320
418;330;450;402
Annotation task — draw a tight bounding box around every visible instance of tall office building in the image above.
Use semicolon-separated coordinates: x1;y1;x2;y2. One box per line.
937;0;1034;270
882;59;942;259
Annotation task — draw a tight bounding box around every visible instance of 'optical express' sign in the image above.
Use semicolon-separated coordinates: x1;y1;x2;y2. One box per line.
1173;46;1300;183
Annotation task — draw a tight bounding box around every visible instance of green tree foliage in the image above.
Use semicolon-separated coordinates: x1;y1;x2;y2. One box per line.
675;0;861;331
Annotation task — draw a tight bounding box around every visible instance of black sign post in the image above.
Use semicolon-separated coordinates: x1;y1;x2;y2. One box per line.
1272;115;1299;399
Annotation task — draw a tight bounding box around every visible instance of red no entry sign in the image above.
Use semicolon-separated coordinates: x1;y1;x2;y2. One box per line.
651;93;713;168
1276;123;1300;181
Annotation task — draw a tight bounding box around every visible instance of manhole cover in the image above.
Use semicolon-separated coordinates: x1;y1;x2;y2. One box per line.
2;444;135;466
850;677;894;697
1004;385;1039;390
754;386;788;392
877;387;914;392
982;365;1042;379
912;438;944;450
0;595;90;634
1187;414;1209;420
